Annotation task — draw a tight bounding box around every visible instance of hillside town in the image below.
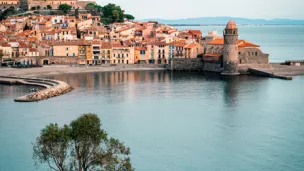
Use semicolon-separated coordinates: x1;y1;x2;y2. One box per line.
0;0;269;68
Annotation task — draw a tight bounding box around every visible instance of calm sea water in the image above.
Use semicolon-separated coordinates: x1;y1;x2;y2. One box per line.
0;71;304;171
176;25;304;62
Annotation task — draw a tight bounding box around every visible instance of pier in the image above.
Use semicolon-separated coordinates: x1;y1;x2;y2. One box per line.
0;76;73;102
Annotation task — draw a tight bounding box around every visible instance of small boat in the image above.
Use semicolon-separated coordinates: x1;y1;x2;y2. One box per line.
29;88;38;92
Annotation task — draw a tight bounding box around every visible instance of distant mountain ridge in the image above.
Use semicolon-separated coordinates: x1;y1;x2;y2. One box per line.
140;17;304;25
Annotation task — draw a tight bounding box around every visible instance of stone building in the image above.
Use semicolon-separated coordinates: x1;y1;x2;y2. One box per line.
202;20;269;73
27;0;95;10
0;0;20;10
222;20;239;75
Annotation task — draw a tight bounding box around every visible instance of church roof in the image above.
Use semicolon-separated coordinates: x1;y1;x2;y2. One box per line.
226;20;237;29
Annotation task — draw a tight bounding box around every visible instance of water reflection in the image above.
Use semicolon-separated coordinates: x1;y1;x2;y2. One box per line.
46;71;269;108
1;71;304;171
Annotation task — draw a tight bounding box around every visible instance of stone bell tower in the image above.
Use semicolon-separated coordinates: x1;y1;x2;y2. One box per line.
222;20;239;75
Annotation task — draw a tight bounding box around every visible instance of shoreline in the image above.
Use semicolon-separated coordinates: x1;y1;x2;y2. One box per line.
0;65;167;77
1;64;304;78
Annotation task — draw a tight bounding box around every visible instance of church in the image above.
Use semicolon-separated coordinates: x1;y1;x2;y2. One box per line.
203;20;269;74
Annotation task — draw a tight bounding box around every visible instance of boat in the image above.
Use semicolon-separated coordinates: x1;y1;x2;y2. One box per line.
29;88;38;92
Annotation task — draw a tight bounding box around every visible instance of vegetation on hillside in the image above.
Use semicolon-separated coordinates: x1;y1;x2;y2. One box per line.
85;3;135;25
58;4;72;14
0;6;18;20
33;113;133;171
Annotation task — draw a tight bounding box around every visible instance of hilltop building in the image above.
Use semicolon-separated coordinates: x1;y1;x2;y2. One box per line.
0;0;95;10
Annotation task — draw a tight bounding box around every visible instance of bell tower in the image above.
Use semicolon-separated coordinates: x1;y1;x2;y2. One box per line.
222;20;239;75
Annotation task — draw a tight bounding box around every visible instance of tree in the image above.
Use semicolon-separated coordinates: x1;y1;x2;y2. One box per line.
124;14;135;21
85;3;95;11
0;50;3;67
33;123;70;171
23;22;30;31
47;5;52;10
33;113;133;171
0;6;17;20
197;54;203;58
101;3;125;25
58;4;72;14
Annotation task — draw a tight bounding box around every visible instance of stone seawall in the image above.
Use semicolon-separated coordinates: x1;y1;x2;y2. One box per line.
171;58;204;71
0;76;73;102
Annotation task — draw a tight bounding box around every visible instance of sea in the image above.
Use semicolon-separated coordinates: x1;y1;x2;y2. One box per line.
0;25;304;171
176;25;304;62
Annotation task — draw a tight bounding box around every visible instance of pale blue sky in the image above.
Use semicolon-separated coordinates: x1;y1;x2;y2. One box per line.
97;0;304;20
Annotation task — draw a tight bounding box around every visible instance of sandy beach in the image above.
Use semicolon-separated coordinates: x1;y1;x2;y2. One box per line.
0;65;167;77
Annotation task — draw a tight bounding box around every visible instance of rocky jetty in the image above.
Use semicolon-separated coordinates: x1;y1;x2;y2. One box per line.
0;76;73;102
15;80;73;102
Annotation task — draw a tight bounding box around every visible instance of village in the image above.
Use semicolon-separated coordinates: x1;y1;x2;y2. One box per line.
0;0;272;70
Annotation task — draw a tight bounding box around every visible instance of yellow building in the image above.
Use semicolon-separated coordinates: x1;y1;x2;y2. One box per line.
78;41;92;65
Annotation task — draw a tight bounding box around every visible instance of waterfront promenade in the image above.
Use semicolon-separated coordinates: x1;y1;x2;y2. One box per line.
0;64;167;77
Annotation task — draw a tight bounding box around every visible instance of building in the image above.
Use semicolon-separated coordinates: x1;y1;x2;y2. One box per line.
184;43;204;58
203;20;269;73
27;0;96;10
0;0;20;10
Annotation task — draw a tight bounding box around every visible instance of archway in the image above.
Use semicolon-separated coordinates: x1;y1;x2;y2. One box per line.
43;59;49;65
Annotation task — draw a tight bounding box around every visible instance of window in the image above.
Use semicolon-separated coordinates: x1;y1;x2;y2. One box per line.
127;54;128;57
66;47;69;50
113;60;115;63
73;53;75;56
66;53;68;56
255;52;258;56
239;52;241;55
122;54;124;58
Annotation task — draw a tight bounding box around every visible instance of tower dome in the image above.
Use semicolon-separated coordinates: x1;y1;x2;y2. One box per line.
226;20;237;29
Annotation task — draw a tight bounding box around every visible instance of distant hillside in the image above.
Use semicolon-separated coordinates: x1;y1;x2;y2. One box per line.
141;17;304;25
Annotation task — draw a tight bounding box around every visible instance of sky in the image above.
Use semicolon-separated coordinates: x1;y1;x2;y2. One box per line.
97;0;304;20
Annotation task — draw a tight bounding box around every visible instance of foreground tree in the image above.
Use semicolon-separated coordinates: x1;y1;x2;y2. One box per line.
33;124;70;171
58;4;72;14
33;113;133;171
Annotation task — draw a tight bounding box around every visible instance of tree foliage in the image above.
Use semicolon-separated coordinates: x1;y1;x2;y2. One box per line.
33;113;133;171
58;4;72;14
47;5;52;10
0;6;17;20
101;3;125;25
124;14;135;21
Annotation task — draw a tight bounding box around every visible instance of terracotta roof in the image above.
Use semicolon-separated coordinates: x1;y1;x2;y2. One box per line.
29;48;39;52
208;39;224;45
184;43;199;49
101;43;112;49
238;40;260;49
135;47;147;51
204;54;222;57
1;44;11;47
226;20;237;29
188;30;202;35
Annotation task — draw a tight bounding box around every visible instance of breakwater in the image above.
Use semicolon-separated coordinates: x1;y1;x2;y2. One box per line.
0;76;73;102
